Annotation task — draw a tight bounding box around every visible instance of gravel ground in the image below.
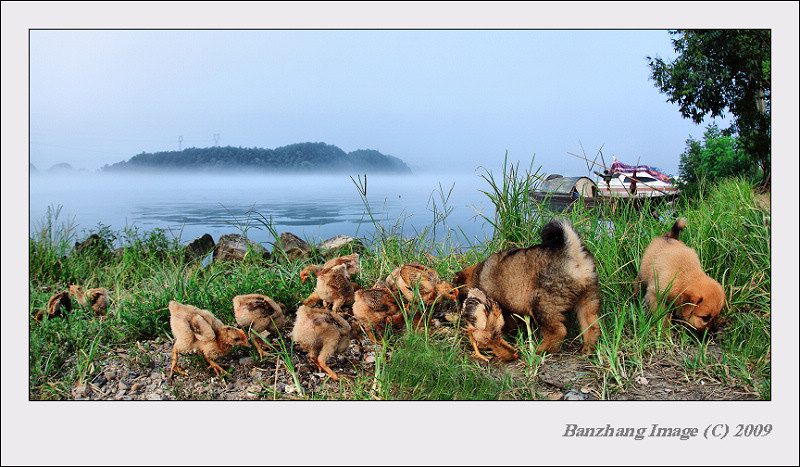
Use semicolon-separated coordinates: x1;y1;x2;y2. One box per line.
66;328;759;401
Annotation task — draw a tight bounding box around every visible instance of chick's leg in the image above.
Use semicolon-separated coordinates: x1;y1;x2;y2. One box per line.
365;325;380;344
249;337;265;360
308;353;323;373
317;343;341;381
169;348;186;378
250;330;268;359
203;354;227;377
469;334;491;362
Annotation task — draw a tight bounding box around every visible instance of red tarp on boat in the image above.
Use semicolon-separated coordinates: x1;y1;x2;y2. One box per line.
609;161;673;184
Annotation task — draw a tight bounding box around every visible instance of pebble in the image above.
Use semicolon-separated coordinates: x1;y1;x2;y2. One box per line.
564;390;588;401
118;382;129;391
245;385;261;400
104;370;117;381
364;353;376;364
250;368;267;378
130;383;142;392
239;357;253;365
72;384;88;399
147;393;163;401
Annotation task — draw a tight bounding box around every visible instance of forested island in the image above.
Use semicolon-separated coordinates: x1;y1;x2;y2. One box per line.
100;142;413;174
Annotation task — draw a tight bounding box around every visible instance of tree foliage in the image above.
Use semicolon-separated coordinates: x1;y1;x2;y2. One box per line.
679;123;757;197
102;142;413;174
648;30;770;183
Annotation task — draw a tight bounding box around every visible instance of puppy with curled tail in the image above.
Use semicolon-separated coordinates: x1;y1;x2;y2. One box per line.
454;218;601;355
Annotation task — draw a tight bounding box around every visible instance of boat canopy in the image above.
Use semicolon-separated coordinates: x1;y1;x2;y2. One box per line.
538;176;597;197
609;161;673;184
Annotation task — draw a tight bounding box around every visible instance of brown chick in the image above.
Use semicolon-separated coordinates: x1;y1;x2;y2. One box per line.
233;293;288;359
69;285;110;318
387;263;440;291
352;287;405;343
299;253;361;283
387;263;456;310
461;288;518;362
168;300;250;378
35;290;72;322
418;280;459;307
302;263;355;314
291;305;358;381
299;264;324;284
324;253;361;277
372;279;396;291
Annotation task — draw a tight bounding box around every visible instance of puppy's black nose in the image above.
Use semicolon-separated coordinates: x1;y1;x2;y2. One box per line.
700;315;712;323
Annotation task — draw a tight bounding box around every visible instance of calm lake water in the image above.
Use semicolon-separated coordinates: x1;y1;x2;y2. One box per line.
29;172;498;251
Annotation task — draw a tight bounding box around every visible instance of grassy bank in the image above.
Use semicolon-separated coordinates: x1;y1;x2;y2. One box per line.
28;160;771;400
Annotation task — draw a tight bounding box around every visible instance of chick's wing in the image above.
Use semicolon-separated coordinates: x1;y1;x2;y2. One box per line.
189;314;218;342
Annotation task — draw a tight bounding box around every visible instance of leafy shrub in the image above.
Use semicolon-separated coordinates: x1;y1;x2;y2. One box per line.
679;123;759;197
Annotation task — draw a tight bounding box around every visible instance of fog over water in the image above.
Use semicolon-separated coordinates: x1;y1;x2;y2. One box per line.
29;171;498;250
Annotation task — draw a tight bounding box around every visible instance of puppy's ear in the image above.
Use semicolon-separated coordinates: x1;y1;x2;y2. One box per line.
453;270;465;285
453;266;476;301
677;290;699;307
676;289;702;321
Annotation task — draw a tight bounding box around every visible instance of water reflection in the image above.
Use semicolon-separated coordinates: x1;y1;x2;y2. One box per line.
29;172;494;247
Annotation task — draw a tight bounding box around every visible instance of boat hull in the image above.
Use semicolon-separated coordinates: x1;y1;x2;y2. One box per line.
529;191;679;213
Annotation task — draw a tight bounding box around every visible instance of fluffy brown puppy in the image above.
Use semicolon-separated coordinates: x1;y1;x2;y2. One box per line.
453;218;601;354
636;217;725;332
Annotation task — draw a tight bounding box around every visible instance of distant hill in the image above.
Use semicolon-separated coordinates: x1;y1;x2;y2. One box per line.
46;163;74;173
101;142;413;174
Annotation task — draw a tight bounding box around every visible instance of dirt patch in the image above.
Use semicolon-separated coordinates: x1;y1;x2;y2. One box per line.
70;327;382;401
66;331;760;401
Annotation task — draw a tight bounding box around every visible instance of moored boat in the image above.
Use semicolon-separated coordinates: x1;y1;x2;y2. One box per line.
595;158;679;198
530;158;679;213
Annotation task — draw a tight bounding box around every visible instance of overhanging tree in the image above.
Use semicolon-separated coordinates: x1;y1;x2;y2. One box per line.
648;30;770;185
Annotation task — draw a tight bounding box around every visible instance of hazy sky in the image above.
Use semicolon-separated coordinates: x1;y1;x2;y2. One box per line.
30;28;729;176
